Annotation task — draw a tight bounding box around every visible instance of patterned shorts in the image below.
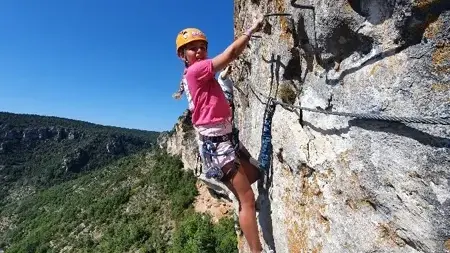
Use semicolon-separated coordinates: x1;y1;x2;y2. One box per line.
195;120;238;181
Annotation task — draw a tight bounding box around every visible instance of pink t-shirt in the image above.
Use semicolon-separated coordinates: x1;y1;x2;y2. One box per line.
184;59;232;126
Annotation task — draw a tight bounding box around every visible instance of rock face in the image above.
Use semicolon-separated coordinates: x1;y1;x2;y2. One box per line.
165;1;449;252
0;126;82;145
158;110;199;172
230;0;450;252
62;148;90;173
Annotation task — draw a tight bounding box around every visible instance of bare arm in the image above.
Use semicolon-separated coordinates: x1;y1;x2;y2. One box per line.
212;34;251;72
219;65;232;79
212;16;264;73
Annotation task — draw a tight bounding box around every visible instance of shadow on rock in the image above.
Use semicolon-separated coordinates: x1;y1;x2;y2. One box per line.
349;119;450;148
302;120;352;136
257;167;277;252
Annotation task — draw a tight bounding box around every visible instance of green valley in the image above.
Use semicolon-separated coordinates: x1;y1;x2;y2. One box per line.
0;112;237;253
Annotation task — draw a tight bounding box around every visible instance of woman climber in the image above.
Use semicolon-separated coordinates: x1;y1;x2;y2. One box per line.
173;15;266;253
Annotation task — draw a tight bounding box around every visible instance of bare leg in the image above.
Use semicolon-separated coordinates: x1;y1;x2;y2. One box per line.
222;163;262;253
240;157;261;185
238;143;261;185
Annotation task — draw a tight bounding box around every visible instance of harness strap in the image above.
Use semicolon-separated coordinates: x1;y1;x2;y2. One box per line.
199;132;234;143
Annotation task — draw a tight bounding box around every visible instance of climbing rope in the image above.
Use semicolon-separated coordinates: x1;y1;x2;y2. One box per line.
249;87;450;125
245;80;450;125
264;13;292;17
273;99;450;125
257;97;277;172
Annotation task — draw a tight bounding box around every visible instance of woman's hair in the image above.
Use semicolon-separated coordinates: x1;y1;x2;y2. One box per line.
172;79;185;100
173;47;189;100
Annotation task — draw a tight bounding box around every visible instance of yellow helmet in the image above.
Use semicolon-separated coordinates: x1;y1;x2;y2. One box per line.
176;28;208;54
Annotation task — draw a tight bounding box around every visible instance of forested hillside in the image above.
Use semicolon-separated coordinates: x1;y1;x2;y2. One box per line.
0;150;237;252
0;112;237;252
0;112;159;207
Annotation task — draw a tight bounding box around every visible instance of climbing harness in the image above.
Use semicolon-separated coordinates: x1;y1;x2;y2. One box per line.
201;140;225;180
199;136;240;180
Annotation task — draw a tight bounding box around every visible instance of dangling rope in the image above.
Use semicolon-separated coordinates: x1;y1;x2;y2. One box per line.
257;97;277;172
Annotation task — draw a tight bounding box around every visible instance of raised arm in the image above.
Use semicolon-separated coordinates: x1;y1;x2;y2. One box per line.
212;15;264;73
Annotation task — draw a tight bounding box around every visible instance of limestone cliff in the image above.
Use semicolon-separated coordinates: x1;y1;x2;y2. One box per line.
231;0;449;252
164;0;450;252
158;109;198;171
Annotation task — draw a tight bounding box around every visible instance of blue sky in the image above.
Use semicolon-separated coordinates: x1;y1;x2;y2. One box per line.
0;0;234;132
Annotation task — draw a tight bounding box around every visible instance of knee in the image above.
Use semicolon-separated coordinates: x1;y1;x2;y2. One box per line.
239;189;256;209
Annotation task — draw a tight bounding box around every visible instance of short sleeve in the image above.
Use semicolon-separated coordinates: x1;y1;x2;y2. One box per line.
186;59;215;83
